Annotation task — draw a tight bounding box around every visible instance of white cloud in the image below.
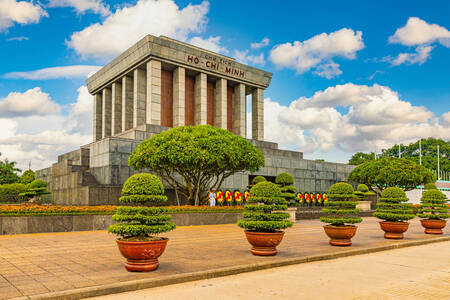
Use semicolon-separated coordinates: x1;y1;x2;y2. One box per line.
269;28;364;78
250;83;449;155
67;0;210;60
0;86;92;171
6;36;28;41
0;0;47;31
251;37;269;49
189;35;228;54
391;45;433;66
4;65;102;80
0;87;60;117
389;17;450;47
48;0;110;16
234;50;265;66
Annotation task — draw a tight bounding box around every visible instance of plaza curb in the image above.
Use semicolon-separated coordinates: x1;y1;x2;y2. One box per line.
11;235;450;300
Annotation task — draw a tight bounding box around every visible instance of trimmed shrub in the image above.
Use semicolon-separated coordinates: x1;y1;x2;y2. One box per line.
320;182;362;226
275;173;297;207
238;181;293;232
424;183;438;190
108;174;176;239
417;189;449;220
19;180;50;199
357;184;369;193
373;187;414;222
252;176;266;185
0;183;28;195
354;183;376;200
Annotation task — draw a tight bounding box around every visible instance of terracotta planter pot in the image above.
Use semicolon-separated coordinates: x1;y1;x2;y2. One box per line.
244;230;285;256
379;221;409;239
323;225;357;246
116;238;168;272
420;219;447;235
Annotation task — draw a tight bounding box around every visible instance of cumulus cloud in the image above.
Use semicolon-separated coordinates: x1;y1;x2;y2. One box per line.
234;50;265;66
387;17;450;66
251;37;269;49
0;0;47;31
0;86;92;171
4;65;102;80
47;0;110;16
67;0;210;60
249;83;449;154
0;87;60;117
189;35;228;54
269;28;364;78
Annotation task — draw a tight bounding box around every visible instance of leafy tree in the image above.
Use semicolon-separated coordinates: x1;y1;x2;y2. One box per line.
348;157;435;192
129;125;265;205
0;153;20;185
0;183;28;195
349;152;376;165
20;169;35;184
320;182;362;226
275;173;297;206
238;181;292;232
417;189;449;220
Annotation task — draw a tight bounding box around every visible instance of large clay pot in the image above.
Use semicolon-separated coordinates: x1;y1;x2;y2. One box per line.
244;231;285;256
116;238;168;272
420;219;447;234
323;225;357;246
379;221;409;239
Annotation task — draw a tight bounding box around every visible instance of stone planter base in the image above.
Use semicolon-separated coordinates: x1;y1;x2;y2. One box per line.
356;200;372;212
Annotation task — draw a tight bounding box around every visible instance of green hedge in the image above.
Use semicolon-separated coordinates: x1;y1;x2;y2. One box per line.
373;187;414;222
417;189;449;220
238;181;293;232
0;183;28;195
108;174;176;238
320;182;362;226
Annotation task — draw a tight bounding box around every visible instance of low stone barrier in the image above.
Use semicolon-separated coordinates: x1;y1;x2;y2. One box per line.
0;213;243;235
296;207;373;220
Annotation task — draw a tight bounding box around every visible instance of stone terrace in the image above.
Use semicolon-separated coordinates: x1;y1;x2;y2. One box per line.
0;218;448;299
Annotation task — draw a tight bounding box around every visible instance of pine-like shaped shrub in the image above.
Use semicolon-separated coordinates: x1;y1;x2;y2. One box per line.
373;187;414;222
354;183;376;200
108;174;176;240
275;173;297;206
417;189;449;220
424;183;438;190
320;182;362;226
19;180;50;200
238;181;293;232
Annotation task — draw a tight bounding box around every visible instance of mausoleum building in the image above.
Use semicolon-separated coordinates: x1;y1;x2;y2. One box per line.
36;35;355;205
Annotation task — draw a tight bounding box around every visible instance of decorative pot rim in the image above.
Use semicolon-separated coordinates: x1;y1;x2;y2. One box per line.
379;221;409;225
421;219;447;222
116;237;168;246
323;224;357;229
244;230;284;235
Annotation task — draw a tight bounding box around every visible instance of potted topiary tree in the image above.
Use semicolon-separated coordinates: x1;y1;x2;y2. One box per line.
108;173;176;272
354;184;375;212
275;172;298;222
238;181;293;256
320;182;362;246
417;189;449;234
19;179;50;204
373;187;414;239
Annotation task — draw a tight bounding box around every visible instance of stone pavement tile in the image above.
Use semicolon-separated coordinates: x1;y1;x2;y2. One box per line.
0;286;22;300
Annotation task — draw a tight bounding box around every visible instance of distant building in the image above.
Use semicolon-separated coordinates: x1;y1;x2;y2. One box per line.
36;35;355;205
406;180;450;204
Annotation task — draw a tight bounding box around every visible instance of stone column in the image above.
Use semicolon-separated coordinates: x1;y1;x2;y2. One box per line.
215;78;227;129
146;60;162;125
233;83;246;138
122;76;133;131
93;93;103;141
173;67;185;127
102;87;112;139
194;73;207;125
252;88;264;140
133;68;146;128
111;82;122;135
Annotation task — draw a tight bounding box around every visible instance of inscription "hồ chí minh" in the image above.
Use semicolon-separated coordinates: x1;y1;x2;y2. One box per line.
186;55;245;78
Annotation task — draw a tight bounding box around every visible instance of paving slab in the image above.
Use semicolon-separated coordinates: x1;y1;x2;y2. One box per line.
0;217;448;300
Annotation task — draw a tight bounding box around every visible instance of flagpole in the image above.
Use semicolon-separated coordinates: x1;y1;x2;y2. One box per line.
419;139;422;165
437;145;440;180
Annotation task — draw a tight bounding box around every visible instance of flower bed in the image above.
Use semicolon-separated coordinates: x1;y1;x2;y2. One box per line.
0;205;244;216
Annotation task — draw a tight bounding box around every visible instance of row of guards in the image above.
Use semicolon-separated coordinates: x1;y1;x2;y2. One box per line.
213;190;329;206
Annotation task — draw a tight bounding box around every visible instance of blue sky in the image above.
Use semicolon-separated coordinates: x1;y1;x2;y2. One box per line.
0;0;449;170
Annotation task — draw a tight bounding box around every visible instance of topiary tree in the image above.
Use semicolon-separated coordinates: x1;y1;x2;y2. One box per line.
108;174;176;240
252;176;266;185
373;187;414;222
19;180;50;202
275;173;297;207
320;183;362;226
20;170;35;184
238;181;293;232
417;189;449;220
424;182;438;190
354;183;376;200
128;125;265;205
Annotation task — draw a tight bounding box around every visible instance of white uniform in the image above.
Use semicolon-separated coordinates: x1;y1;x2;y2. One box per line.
209;192;216;206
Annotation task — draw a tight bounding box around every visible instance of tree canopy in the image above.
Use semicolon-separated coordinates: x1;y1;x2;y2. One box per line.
129;125;265;205
348;157;436;191
0;153;20;185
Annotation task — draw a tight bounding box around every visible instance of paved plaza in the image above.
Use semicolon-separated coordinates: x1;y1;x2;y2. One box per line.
0;217;448;299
